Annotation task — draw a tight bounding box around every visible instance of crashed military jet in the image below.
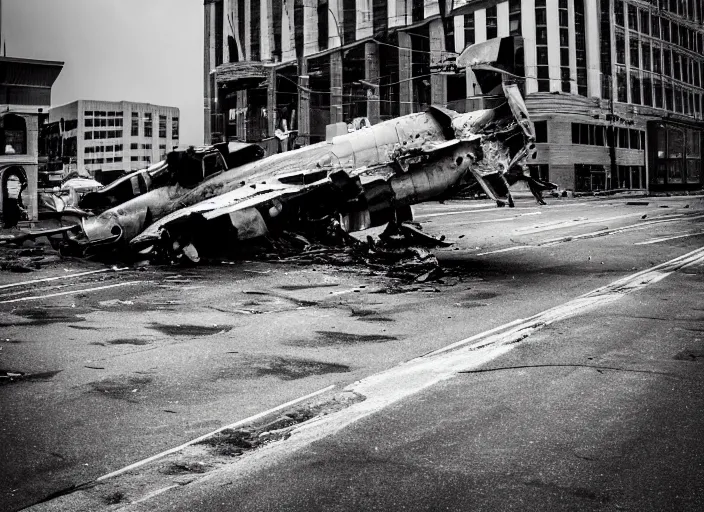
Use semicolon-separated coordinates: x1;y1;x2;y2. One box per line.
54;36;555;262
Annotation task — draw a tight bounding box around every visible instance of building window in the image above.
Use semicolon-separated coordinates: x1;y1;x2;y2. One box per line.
615;0;624;26
528;164;549;182
559;0;570;92
172;117;179;139
85;131;93;140
464;13;474;46
575;164;607;192
616;30;625;65
509;0;521;36
85;119;93;127
630;38;640;69
535;0;549;92
159;115;167;138
144;113;152;137
534;121;548;143
131;156;139;162
85;111;93;117
131;112;139;137
115;156;123;163
486;6;497;39
0;114;27;155
631;71;641;104
574;0;587;96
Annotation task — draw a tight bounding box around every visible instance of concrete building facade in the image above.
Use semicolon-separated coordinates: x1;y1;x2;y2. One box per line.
0;56;63;225
204;0;704;193
48;100;180;182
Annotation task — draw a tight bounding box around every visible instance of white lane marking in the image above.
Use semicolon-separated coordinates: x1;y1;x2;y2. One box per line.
0;267;128;290
95;384;336;482
634;232;704;245
475;246;534;256
514;213;648;234
539;214;704;246
0;281;147;304
416;207;503;219
275;245;704;449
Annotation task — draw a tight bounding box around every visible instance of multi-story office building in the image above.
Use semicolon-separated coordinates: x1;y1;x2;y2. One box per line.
0;56;63;224
47;100;180;182
204;0;703;192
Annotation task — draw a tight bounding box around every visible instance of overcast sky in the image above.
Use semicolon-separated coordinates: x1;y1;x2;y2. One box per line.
4;0;204;146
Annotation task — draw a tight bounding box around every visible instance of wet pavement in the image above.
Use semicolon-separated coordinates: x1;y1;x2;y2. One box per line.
2;195;704;511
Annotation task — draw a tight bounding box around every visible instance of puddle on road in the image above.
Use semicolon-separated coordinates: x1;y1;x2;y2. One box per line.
278;283;340;291
288;331;398;347
2;307;92;327
463;291;499;300
107;338;152;346
673;350;704;362
255;357;351;380
215;355;350;381
349;309;395;323
89;375;153;401
0;369;62;385
148;323;233;337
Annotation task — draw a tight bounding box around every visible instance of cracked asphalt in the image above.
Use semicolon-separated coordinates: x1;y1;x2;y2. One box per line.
2;194;704;511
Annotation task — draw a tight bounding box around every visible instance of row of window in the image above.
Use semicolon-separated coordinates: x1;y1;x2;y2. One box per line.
616;2;704;54
85;144;124;154
86;118;123;128
616;29;704;88
615;68;703;116
130;112;179;139
130;143;153;150
85;157;123;165
85;130;123;140
571;123;646;149
85;111;123;118
130;156;153;162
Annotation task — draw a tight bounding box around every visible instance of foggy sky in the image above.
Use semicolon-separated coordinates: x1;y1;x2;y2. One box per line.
3;0;204;146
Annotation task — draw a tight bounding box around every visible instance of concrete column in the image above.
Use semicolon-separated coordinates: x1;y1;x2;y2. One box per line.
398;31;413;115
237;90;248;140
298;59;310;146
568;0;578;95
546;0;561;92
267;67;276;135
303;0;317;55
475;9;487;43
584;0;601;97
522;0;538;94
365;42;381;124
261;0;271;59
454;15;464;52
429;19;446;106
497;1;510;37
330;50;343;123
245;0;252;60
329;0;342;47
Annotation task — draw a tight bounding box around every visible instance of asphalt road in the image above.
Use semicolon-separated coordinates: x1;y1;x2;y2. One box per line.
2;194;703;511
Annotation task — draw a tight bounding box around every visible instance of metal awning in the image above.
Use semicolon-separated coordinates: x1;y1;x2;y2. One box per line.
215;61;270;90
0;57;64;88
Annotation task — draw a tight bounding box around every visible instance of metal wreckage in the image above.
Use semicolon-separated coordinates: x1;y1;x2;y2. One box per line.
28;37;557;279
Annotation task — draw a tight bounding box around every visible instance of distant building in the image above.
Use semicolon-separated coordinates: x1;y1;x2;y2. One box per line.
204;0;704;193
0;56;63;225
47;100;180;183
